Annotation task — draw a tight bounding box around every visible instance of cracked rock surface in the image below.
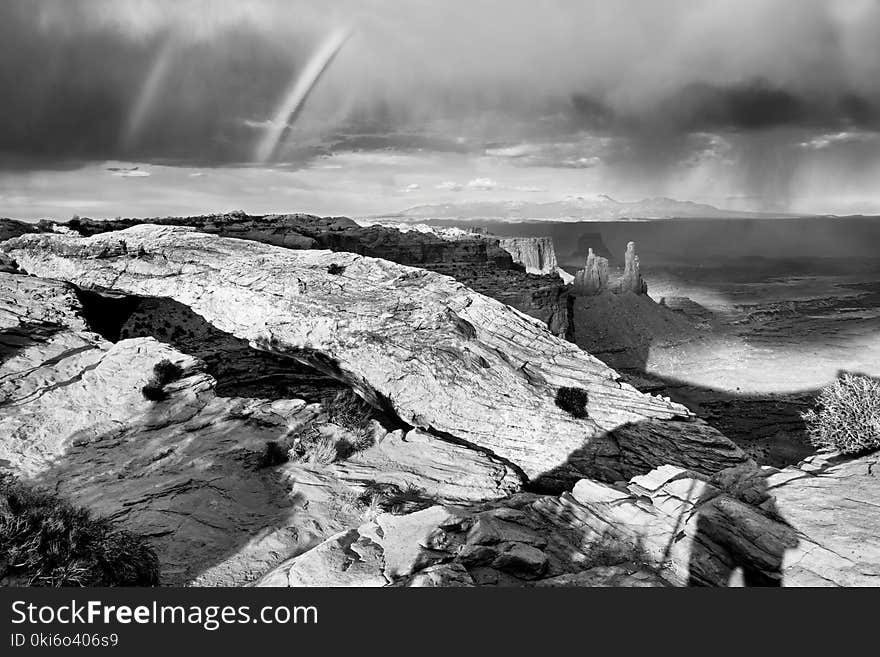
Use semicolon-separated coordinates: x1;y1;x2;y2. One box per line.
4;225;749;486
257;453;880;587
0;271;521;585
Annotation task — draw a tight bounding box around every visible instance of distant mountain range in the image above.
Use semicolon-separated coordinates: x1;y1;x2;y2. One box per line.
374;195;807;222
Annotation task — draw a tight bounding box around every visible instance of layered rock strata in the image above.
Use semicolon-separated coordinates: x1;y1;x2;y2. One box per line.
257;452;880;587
498;237;558;275
4;226;749;487
0;271;520;584
40;212;573;337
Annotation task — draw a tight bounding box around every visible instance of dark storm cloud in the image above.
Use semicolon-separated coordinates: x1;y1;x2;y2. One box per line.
2;0;880;179
0;2;309;166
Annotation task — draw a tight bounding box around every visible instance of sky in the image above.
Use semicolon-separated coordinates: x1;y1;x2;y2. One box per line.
2;0;880;220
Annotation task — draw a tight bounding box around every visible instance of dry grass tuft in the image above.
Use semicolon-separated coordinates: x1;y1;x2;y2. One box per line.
0;474;159;587
802;373;880;455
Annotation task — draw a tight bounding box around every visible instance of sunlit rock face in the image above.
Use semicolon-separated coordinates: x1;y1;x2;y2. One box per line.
572;241;647;297
0;269;521;585
257;454;880;588
619;241;648;295
498;237;558;275
50;212;573;338
4;227;875;589
3;225;750;488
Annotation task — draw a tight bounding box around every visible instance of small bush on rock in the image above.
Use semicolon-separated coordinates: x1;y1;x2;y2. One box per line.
0;474;159;586
141;359;183;402
327;263;346;275
555;387;590;419
325;390;375;454
358;483;437;515
307;436;338;466
152;360;183;386
802;373;880;455
141;382;167;402
289;424;338;466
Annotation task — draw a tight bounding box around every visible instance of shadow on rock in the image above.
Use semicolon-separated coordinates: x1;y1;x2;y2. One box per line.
0;323;64;366
75;289;349;403
685;473;800;586
26;390;317;586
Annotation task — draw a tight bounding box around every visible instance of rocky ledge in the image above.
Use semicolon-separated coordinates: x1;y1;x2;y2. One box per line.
1;224;877;587
257;452;880;587
0;271;520;584
3;225;748;488
15;212;574;338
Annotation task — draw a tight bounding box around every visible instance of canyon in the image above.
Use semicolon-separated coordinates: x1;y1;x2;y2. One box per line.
1;215;878;587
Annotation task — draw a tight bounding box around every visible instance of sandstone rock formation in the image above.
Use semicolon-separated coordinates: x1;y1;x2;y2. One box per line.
3;225;750;488
573;248;609;296
498;237;558;275
46;212;573;338
566;453;880;586
3;225;877;589
0;270;520;585
257;451;880;587
618;241;648;295
256;495;669;587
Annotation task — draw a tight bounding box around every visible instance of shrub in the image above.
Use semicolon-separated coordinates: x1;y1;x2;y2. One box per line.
0;474;159;586
141;382;167;402
306;436;338;466
357;483;437;515
152;360;183;386
555;386;590;418
325;390;375;455
802;373;880;455
288;424;338;466
141;359;183;402
327;263;346;275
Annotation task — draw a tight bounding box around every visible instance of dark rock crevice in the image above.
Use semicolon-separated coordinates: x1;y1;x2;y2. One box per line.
72;287;349;405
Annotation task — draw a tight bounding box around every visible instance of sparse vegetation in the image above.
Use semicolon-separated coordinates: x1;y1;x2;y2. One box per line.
153;359;183;385
582;531;652;569
306;435;338;466
358;482;437;515
287;423;338;466
0;474;159;587
555;386;590;418
328;489;383;523
327;263;346;275
140;382;167;401
325;390;376;457
140;359;184;402
802;373;880;455
264;389;377;469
